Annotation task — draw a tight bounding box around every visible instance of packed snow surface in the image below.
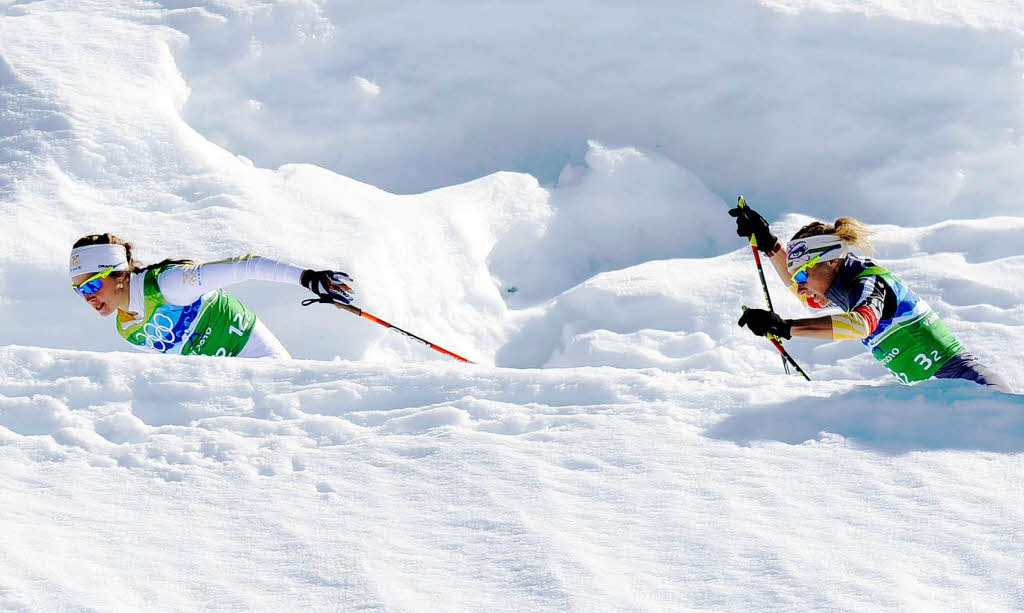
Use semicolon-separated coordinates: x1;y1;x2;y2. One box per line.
2;347;1023;611
1;0;1023;611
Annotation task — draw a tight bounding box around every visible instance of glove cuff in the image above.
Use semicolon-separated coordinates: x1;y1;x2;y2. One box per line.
776;318;793;340
299;269;315;291
757;234;781;256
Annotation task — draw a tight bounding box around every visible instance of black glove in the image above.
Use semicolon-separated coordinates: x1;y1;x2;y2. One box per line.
300;269;355;305
738;308;792;339
728;204;778;254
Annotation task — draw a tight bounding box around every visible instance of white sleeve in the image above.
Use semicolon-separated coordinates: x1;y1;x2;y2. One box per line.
156;255;306;306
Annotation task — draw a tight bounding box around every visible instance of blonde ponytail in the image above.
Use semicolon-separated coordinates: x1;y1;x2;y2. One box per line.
791;217;874;255
832;217;873;254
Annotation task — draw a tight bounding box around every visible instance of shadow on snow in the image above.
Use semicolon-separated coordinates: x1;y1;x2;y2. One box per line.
706;380;1024;454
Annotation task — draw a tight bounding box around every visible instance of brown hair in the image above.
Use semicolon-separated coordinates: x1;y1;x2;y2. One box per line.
791;217;874;254
72;234;194;275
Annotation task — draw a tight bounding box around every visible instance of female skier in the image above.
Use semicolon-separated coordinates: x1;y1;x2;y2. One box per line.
69;233;354;358
729;205;1011;392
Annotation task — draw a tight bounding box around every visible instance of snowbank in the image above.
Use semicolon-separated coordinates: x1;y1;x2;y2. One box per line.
1;345;1022;610
3;0;1023;374
164;0;1024;224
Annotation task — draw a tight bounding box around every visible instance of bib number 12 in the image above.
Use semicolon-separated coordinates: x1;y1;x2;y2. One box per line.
229;311;252;336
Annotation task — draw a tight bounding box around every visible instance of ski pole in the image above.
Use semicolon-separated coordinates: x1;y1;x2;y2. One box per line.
304;298;475;363
741;306;811;381
737;195;790;375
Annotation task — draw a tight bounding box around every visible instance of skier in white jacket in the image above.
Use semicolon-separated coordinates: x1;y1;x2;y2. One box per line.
69;233;353;358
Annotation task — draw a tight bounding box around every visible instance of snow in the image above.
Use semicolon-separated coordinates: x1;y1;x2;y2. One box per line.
1;0;1023;610
2;347;1023;610
162;0;1024;223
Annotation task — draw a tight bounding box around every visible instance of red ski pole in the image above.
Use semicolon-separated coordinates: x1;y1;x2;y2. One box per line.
310;299;475;363
737;196;809;380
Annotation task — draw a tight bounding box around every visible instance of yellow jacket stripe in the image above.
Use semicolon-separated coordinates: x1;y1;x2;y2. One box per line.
832;312;872;340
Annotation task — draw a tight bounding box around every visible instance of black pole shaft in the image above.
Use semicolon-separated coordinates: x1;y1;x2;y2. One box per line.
769;337;811;381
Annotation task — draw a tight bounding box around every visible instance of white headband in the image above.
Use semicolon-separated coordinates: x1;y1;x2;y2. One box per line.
786;234;847;274
69;244;129;279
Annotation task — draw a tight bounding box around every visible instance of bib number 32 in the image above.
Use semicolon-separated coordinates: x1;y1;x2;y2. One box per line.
913;350;942;371
896;350;944;384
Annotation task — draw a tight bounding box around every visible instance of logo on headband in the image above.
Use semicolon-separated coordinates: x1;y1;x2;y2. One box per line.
72;254;81;266
787;241;808;261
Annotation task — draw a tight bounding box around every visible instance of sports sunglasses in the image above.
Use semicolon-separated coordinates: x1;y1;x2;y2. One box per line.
72;267;114;297
790;254;821;285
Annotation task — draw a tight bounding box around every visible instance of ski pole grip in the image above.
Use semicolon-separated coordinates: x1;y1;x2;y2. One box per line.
333;302;363;316
736;196;758;248
301;296;363;316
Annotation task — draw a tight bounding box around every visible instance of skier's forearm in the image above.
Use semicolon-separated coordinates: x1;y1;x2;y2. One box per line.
767;246;791;286
158;255;306;306
789;315;836;339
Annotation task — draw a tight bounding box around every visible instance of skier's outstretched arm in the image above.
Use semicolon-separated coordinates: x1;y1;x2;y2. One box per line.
157;255;354;306
739;278;886;341
790;315;842;339
739;310;872;341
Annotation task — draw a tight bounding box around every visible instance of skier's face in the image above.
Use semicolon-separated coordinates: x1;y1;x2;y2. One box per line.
795;260;838;303
72;271;124;317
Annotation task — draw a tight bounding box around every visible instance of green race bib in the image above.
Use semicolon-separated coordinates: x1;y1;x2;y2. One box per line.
117;266;256;356
856;266;962;383
867;306;963;383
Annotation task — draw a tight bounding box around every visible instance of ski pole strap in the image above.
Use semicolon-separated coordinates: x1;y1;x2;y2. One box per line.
303;297;369;322
302;297;365;319
302;295;346;307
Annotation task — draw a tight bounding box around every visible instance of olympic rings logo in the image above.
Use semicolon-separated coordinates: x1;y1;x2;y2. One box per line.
134;312;178;352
